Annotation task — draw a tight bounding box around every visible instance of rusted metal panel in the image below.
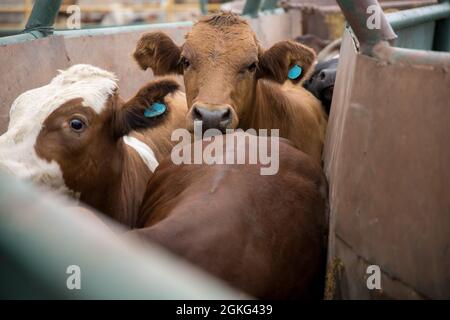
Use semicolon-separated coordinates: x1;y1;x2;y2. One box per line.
387;1;450;50
248;10;302;47
324;30;450;299
62;26;191;101
0;36;70;134
0;171;240;299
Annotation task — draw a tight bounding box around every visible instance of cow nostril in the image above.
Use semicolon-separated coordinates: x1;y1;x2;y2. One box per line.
193;107;203;120
221;108;231;121
319;71;326;80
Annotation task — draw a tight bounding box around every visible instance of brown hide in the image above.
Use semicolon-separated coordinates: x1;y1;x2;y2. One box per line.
128;132;328;299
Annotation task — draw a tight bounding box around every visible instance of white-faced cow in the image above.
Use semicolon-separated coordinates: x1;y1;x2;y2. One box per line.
133;12;327;163
0;64;187;226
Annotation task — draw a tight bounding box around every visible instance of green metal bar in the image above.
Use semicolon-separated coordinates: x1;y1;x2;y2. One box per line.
0;171;240;299
24;0;62;38
243;0;263;17
261;0;278;11
373;41;450;67
0;0;62;45
0;21;193;45
55;21;193;38
0;33;37;46
0;30;21;37
387;1;450;30
200;0;208;15
337;0;397;54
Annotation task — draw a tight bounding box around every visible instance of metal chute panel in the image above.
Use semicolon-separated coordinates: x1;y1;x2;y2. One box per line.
324;1;450;299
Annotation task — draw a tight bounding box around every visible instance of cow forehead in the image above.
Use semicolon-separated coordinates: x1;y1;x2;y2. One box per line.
185;22;258;59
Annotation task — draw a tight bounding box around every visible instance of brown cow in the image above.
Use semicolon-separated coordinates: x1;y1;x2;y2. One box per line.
0;64;187;226
128;132;328;299
133;12;327;163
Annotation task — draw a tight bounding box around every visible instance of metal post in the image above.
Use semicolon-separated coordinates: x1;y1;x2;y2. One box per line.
243;0;263;17
336;0;397;54
0;172;240;299
261;0;278;12
199;0;208;15
24;0;62;38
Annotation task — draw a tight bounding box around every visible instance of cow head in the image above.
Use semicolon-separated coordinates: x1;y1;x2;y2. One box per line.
133;12;316;133
0;64;180;200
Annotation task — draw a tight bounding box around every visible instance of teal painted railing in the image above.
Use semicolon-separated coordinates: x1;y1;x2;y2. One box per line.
0;171;240;299
387;0;450;51
0;0;280;46
336;0;450;53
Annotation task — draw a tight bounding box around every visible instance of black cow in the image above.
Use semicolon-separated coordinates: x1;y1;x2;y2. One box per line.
304;58;338;115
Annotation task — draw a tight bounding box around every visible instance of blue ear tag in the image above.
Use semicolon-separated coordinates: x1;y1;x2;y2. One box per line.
144;102;167;118
288;64;303;80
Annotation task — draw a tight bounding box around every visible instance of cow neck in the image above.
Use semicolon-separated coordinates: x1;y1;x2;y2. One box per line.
241;80;290;133
106;137;157;228
123;136;159;172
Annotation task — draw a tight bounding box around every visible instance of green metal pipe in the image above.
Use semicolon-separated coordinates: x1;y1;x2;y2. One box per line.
24;0;63;38
261;0;279;11
337;0;397;55
0;172;240;299
243;0;263;17
387;1;450;30
0;33;37;46
55;21;193;38
0;0;62;46
200;0;208;15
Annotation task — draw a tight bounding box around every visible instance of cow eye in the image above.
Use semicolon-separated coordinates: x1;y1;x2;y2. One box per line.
69;118;86;132
181;57;190;70
240;62;257;74
247;62;257;73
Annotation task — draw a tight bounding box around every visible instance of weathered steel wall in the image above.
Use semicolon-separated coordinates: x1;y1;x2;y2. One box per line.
0;11;301;134
324;30;450;299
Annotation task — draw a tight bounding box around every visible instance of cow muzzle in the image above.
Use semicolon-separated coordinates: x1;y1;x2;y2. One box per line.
189;103;235;134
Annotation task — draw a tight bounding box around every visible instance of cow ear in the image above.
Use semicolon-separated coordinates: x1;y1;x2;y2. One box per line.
257;40;316;84
113;78;180;139
133;32;183;75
